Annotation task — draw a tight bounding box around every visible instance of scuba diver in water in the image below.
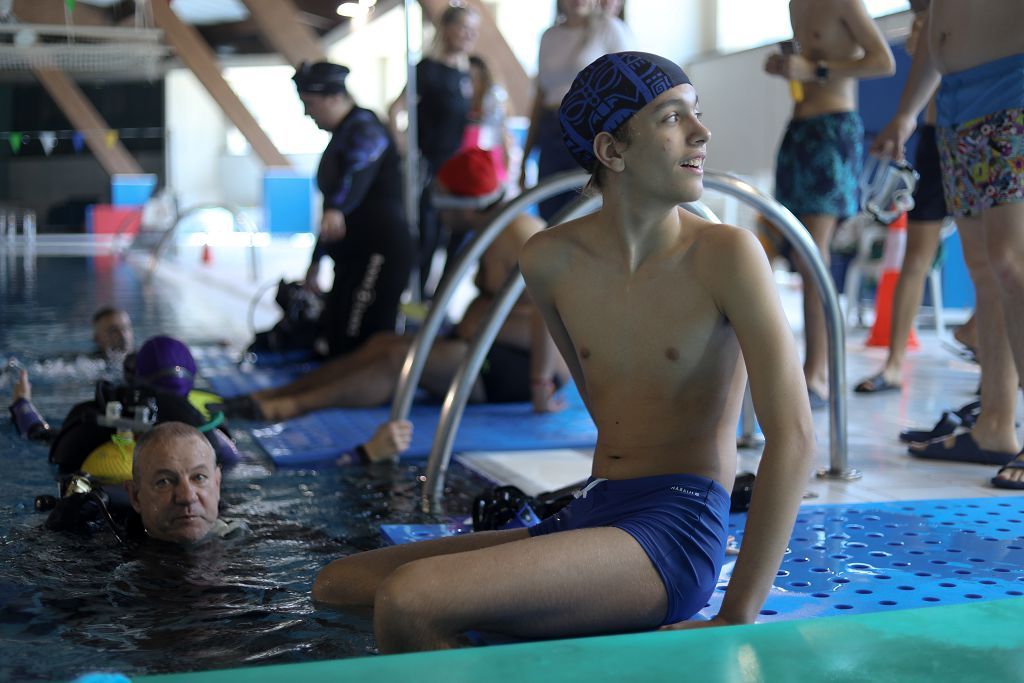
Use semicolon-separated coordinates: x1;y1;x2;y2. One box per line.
9;335;243;539
10;335;241;474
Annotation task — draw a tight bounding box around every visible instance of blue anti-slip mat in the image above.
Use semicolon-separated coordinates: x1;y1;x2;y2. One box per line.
251;390;596;467
377;496;1024;624
193;345;597;467
704;496;1024;622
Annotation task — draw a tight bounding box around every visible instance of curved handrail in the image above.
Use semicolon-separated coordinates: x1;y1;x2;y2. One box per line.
419;193;601;512
146;203;261;282
389;170;591;422
420;171;854;509
700;171;852;480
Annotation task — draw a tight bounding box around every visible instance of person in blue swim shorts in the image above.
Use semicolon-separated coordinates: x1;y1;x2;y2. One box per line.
311;51;815;653
764;0;895;408
870;2;1024;486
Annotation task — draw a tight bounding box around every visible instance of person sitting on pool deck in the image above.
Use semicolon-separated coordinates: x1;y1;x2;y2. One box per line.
310;52;815;653
223;147;569;423
11;335;412;471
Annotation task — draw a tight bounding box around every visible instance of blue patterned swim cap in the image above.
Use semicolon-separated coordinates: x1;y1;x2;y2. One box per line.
559;52;692;171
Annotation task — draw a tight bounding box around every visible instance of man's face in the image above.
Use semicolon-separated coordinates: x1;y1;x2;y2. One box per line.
93;311;134;359
128;434;221;545
620;84;710;204
300;92;337;130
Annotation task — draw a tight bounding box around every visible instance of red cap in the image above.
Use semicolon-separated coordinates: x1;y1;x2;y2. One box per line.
435;148;502;206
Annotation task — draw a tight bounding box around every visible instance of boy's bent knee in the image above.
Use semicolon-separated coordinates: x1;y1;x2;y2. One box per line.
312;558;376;608
374;560;457;650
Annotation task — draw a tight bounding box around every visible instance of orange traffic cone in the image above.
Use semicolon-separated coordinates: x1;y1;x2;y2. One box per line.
865;211;919;349
201;242;213;265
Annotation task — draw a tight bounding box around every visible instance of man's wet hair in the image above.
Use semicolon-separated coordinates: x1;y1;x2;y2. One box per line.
132;422;215;484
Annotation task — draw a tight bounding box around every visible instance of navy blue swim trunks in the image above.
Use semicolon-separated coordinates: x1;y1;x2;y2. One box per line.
908;124;949;222
775;111;864;220
528;473;730;625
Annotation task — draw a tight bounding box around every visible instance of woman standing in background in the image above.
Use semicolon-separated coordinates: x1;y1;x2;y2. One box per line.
519;0;634;221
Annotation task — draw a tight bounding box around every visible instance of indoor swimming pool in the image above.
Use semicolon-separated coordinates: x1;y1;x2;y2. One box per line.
0;251;489;680
3;248;1024;682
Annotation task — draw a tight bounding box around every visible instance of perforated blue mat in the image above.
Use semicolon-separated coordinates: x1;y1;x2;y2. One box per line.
194;346;597;467
381;496;1024;622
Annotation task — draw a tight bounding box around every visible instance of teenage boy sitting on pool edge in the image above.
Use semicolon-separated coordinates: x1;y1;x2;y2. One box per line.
311;52;815;652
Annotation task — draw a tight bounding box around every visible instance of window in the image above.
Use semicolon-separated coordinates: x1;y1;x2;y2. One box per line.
716;0;909;53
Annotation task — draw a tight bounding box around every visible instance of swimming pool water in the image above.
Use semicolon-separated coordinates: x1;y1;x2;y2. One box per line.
0;253;488;680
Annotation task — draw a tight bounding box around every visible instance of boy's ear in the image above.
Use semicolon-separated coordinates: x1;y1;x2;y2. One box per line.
593;131;626;173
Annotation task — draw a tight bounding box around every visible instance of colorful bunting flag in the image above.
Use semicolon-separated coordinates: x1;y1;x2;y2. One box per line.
65;0;75;12
105;130;118;148
71;131;85;153
8;133;23;154
39;131;57;155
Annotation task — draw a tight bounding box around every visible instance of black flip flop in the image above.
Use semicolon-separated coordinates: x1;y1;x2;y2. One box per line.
908;431;1017;466
854;373;900;394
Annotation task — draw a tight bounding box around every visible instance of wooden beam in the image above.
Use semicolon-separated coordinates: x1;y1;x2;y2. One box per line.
150;0;291;168
419;0;531;116
240;0;326;67
32;67;143;176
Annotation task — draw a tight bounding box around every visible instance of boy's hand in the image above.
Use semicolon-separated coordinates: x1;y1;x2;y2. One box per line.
660;614;740;632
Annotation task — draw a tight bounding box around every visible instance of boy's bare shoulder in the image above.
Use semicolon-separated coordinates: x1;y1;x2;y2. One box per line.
690;222;770;281
520;214;594;273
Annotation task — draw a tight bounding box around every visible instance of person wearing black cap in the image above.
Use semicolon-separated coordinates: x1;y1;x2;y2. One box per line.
293;61;414;358
311;53;813;651
226;147;568;423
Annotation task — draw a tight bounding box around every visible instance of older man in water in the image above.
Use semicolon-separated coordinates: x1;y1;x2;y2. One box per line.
126;422;232;545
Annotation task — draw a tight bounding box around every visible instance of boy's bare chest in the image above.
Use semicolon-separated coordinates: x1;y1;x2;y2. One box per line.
555;268;726;380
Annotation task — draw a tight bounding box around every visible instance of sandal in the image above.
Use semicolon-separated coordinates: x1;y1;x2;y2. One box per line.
854;373;900;394
908;430;1017;466
992;454;1024;490
899;400;981;443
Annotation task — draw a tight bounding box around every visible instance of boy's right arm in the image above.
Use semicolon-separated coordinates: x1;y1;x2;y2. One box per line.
519;231;589;409
667;229;815;630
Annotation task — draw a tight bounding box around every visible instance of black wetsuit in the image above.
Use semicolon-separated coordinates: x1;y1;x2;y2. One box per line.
314;106;414;356
414;58;472;296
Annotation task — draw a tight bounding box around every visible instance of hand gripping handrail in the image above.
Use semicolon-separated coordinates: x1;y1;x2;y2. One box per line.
146;203;261;283
389;171;591;423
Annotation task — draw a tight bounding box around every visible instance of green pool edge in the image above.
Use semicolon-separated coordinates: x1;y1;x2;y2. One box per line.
130;597;1024;682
